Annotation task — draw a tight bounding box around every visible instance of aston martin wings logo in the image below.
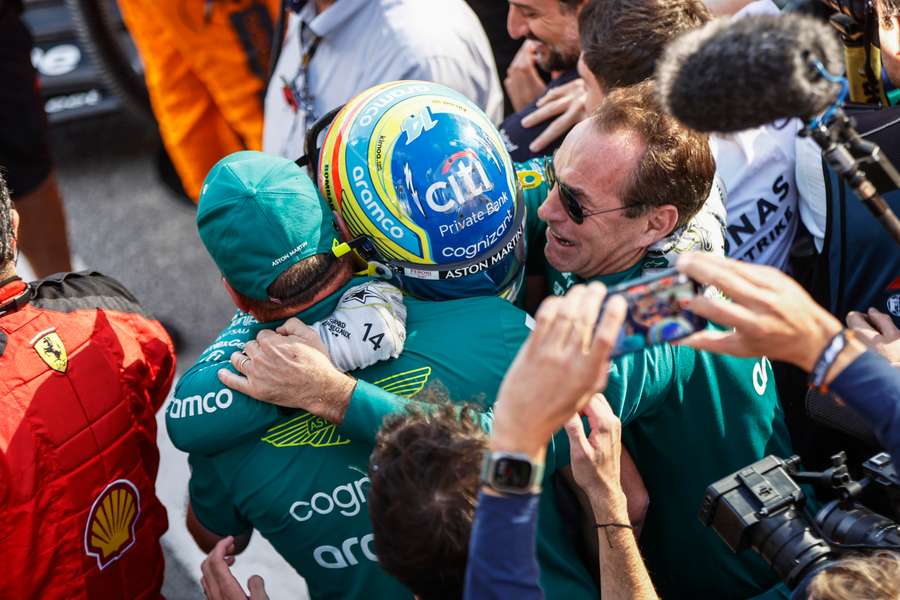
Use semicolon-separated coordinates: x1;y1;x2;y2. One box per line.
261;367;433;448
31;327;67;373
372;366;432;398
262;413;351;448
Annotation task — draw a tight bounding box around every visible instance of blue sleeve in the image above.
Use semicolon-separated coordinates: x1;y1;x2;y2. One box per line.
829;350;900;465
464;492;544;600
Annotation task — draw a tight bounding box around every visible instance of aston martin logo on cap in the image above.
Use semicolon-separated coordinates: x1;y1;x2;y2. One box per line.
30;327;67;373
84;479;141;570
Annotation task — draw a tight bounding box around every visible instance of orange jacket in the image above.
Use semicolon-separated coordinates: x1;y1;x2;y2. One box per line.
0;273;175;599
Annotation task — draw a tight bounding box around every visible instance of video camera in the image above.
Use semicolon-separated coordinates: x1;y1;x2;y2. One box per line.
700;451;900;592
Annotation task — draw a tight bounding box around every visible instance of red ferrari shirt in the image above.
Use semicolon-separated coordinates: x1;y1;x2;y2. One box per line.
0;272;175;599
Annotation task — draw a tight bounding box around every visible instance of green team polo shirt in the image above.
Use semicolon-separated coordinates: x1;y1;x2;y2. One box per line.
169;277;599;600
516;159;794;599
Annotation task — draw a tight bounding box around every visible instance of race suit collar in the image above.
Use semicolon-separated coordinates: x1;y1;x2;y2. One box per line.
0;277;31;317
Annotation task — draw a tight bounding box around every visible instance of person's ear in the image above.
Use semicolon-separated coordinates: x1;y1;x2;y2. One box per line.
643;204;680;244
331;209;352;241
222;278;253;313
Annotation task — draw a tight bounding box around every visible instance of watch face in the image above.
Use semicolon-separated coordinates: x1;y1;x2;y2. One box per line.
495;457;533;488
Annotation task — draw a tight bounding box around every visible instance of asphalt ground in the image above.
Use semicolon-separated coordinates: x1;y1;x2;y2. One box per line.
35;111;309;599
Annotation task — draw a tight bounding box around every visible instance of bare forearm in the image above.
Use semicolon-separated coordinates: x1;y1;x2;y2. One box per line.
593;497;658;600
598;528;658;600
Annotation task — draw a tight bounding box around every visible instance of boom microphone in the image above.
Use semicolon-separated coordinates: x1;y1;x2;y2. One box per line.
656;14;844;133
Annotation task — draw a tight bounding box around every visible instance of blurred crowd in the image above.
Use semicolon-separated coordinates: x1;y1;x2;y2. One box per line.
2;0;900;599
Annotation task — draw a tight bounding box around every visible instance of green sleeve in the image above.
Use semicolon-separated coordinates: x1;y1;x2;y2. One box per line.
340;380;495;442
603;344;677;425
550;345;678;469
167;314;285;455
515;158;550;277
188;453;252;537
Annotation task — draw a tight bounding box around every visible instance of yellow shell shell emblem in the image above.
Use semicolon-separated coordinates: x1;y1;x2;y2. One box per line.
31;328;67;373
84;479;141;569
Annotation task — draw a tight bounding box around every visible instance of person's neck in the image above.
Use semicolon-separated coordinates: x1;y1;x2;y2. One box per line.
315;0;337;13
253;260;353;322
576;249;645;281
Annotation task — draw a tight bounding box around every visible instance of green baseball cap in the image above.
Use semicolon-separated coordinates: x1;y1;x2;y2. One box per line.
196;151;339;301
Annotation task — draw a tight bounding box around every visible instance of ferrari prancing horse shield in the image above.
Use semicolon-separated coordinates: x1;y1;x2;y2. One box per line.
31;327;67;373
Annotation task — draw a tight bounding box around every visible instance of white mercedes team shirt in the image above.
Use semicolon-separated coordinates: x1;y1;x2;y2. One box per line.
263;0;503;159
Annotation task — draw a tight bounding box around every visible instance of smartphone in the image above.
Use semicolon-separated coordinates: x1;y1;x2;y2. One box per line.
601;268;707;356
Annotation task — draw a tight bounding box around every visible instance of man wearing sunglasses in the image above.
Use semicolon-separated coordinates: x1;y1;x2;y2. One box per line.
227;81;797;599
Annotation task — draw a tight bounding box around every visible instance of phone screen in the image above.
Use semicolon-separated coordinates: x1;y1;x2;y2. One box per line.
601;268;707;357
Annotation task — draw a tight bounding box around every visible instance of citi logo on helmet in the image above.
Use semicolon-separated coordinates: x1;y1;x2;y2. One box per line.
423;150;494;216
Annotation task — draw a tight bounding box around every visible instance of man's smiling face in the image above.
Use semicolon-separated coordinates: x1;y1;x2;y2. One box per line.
507;0;583;72
537;120;654;278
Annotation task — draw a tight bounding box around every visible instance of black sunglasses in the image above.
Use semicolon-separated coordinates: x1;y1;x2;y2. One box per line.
545;157;630;225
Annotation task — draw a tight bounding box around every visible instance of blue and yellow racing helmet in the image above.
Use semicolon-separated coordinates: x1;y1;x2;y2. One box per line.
314;81;525;301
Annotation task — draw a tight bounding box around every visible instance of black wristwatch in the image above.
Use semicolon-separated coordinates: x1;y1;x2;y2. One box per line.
480;451;544;495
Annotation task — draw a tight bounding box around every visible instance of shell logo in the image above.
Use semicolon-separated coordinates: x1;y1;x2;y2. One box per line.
84;479;141;570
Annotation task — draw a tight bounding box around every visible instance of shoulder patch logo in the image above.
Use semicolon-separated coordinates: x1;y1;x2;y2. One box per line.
373;366;432;398
262;413;351;448
84;479;141;570
31;327;67;373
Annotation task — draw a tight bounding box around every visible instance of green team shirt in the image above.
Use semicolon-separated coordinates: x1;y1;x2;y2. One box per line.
517;159;794;599
169;277;598;600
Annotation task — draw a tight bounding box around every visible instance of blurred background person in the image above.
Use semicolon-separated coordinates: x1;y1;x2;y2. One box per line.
0;0;73;277
263;0;502;159
0;170;177;598
500;0;587;160
117;0;280;201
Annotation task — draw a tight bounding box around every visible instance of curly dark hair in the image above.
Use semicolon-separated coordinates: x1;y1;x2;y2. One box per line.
0;171;14;267
368;403;487;600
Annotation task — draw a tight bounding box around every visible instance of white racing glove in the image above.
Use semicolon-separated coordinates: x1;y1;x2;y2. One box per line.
311;281;407;372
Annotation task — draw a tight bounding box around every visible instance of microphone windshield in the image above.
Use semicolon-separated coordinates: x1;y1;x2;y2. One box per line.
656;13;844;133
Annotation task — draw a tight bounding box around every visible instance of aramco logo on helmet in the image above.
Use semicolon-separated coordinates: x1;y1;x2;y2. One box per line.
84;479;141;570
352;165;405;240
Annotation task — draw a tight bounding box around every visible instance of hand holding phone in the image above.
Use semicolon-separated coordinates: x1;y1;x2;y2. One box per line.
601;268;707;356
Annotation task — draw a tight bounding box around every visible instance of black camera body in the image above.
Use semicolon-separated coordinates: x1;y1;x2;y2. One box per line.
700;452;900;590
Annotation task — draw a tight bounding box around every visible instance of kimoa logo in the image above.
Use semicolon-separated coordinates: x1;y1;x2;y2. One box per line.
289;469;369;522
314;533;377;569
168;389;233;419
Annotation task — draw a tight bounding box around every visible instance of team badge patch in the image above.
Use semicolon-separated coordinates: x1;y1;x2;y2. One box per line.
31;328;67;373
84;479;141;569
262;413;351;448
